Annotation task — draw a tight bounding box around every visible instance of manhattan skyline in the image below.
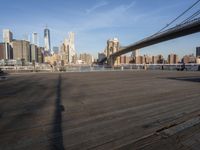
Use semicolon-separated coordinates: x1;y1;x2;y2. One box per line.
0;0;200;58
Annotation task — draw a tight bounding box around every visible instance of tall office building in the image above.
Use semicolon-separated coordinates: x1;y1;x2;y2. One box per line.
38;47;44;63
79;53;93;65
168;54;179;64
30;44;38;62
61;32;76;64
44;27;51;53
11;40;30;62
120;55;131;64
196;47;200;57
0;43;13;60
153;55;164;64
132;49;140;58
0;43;5;60
32;33;38;46
131;49;140;64
3;29;13;43
68;32;76;63
143;55;153;64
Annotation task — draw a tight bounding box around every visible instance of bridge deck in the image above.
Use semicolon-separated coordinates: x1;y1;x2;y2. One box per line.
0;71;200;150
109;18;200;59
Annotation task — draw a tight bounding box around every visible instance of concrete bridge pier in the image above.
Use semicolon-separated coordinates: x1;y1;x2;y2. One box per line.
107;56;116;68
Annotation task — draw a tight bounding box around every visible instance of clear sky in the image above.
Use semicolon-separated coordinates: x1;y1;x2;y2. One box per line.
0;0;200;58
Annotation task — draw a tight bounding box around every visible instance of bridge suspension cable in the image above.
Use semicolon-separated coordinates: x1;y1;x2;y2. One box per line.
180;9;200;24
156;0;200;34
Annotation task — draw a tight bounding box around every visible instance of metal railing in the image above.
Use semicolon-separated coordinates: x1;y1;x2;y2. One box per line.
1;64;199;73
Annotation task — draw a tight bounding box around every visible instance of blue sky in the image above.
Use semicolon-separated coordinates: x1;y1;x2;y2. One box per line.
0;0;200;58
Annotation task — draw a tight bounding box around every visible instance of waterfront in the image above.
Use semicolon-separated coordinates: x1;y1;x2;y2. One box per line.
0;71;200;149
1;64;200;73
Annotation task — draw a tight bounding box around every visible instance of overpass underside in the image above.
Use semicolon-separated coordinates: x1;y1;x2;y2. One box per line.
106;19;200;67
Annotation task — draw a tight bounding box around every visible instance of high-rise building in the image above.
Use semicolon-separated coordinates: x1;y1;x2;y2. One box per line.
79;53;93;65
168;54;179;64
11;40;30;62
60;32;76;64
0;43;5;60
152;55;164;64
136;56;144;64
182;55;190;64
131;49;140;64
182;54;196;64
44;27;51;53
120;55;131;64
132;49;140;58
59;43;68;64
38;47;44;63
3;29;13;43
196;47;200;57
143;55;153;64
0;42;13;60
30;44;38;62
32;33;38;46
196;57;200;64
68;32;76;63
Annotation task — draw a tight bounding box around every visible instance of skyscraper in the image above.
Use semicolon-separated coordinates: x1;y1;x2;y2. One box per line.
11;40;30;62
168;54;179;64
61;32;76;64
132;49;140;58
131;49;140;64
44;27;51;53
68;32;76;63
32;32;38;46
3;29;13;43
30;44;38;62
79;53;93;65
196;47;200;57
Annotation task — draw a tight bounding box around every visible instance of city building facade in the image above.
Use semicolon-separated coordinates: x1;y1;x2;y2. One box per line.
60;32;76;64
0;42;13;60
143;55;153;64
196;47;200;57
11;40;30;62
30;44;38;62
153;55;164;64
120;55;131;64
182;54;196;63
67;32;76;63
44;27;51;53
79;53;93;65
32;33;38;46
168;54;179;64
3;29;13;43
38;47;44;63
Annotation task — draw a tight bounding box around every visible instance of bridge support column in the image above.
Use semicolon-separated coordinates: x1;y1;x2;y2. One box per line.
108;56;115;68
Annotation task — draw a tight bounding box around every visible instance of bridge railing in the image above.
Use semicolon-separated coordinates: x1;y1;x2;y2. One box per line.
1;64;199;72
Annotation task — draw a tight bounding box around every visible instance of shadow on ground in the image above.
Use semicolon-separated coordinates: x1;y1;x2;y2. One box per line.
51;74;65;150
165;76;200;83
